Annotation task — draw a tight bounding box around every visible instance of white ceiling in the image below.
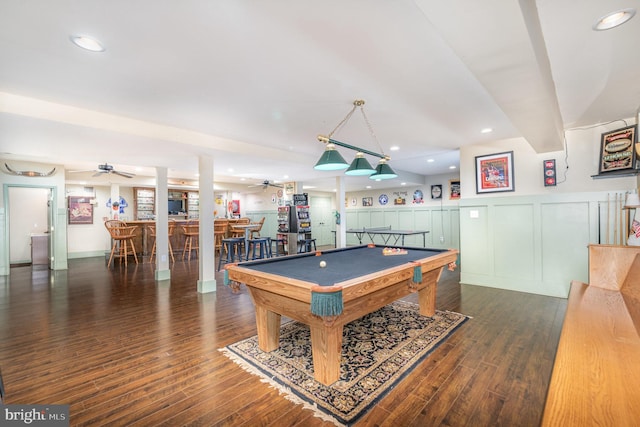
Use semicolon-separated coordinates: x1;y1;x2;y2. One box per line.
1;0;639;192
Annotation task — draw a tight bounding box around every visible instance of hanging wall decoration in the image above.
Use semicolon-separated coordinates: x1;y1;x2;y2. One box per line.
475;151;515;193
69;196;94;224
598;125;637;174
449;180;461;200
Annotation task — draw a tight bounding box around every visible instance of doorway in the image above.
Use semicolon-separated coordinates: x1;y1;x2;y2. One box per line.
8;186;52;267
310;196;334;247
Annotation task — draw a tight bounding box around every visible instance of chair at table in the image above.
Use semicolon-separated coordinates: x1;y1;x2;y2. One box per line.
215;218;229;237
249;217;265;239
149;220;176;263
230;217;251;238
182;221;199;260
105;220;139;267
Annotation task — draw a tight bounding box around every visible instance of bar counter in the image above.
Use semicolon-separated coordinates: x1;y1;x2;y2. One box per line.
125;220;192;256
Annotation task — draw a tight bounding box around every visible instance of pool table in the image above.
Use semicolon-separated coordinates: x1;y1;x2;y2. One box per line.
226;244;458;385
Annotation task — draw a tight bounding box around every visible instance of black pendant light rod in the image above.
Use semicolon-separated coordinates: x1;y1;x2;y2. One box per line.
317;135;390;160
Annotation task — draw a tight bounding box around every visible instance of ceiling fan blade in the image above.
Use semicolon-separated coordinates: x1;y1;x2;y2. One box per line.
113;170;135;178
92;171;106;177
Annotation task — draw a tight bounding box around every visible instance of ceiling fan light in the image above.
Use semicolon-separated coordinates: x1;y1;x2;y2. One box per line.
314;144;349;171
345;152;376;176
369;159;398;180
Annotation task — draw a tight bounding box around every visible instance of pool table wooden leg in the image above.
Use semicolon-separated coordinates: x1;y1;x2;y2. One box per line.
310;323;344;385
255;305;282;352
418;283;436;317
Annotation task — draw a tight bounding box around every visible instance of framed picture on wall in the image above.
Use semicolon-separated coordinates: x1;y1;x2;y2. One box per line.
431;185;442;199
475;151;515;193
598;125;637;174
449;180;460;200
68;196;94;224
362;197;373;207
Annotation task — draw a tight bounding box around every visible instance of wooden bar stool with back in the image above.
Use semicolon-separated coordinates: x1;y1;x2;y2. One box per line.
149;220;176;263
182;220;199;260
104;220;139;267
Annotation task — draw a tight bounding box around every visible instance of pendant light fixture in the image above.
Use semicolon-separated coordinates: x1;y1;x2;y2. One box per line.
314;100;397;180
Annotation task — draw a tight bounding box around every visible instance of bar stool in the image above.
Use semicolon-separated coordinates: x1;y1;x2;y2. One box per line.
182;222;199;260
270;237;286;257
247;238;270;260
105;220;139;267
218;237;245;271
149;221;176;263
299;238;317;253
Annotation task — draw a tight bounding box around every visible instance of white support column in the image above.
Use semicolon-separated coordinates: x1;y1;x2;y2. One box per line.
335;176;347;248
198;155;216;293
155;167;170;281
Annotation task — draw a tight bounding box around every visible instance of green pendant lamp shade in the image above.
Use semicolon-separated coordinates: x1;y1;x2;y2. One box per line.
314;143;349;171
370;158;398;180
345;152;376;176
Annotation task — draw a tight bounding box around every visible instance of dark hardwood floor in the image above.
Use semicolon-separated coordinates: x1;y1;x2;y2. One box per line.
0;254;566;426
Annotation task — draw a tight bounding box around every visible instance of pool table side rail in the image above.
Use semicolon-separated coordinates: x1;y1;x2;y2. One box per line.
226;249;458;305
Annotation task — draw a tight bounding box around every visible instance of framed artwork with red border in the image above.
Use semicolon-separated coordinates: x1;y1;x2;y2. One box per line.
475;151;515;194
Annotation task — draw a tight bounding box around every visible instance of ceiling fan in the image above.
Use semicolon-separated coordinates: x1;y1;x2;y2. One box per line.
248;180;283;190
70;163;135;178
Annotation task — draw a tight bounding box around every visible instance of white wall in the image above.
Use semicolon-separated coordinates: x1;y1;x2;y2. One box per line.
460;123;638;198
458;120;639;297
65;185;114;257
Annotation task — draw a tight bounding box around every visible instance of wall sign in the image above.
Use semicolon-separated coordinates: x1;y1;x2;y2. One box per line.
543;159;557;186
449;180;460;200
431;185;442;199
598;125;637;174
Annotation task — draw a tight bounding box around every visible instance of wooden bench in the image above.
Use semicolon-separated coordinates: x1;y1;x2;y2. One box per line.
542;244;640;425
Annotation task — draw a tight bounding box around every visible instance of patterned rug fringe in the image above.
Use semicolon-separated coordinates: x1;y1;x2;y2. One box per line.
219;348;345;426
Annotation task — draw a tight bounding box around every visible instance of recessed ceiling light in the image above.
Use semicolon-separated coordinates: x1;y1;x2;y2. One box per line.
69;35;105;52
593;8;636;31
401;182;406;186
427;159;435;163
366;185;372;189
449;165;457;169
389;146;399;151
481;128;493;134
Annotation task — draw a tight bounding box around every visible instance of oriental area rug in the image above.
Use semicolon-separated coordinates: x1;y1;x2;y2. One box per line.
220;300;469;426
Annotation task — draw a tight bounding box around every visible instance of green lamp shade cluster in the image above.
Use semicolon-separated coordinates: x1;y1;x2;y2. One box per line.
315;145;397;180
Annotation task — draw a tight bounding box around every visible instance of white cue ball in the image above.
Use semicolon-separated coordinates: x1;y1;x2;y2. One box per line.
319;260;327;268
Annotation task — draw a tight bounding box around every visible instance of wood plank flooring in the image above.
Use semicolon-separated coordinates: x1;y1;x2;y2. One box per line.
0;255;566;426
